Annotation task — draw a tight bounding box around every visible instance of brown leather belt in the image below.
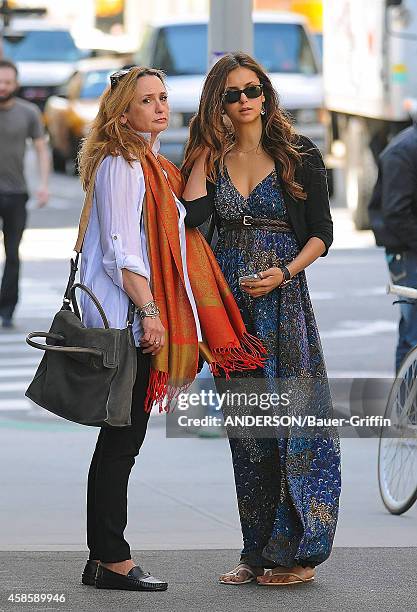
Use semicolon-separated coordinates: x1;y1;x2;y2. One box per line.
222;215;292;233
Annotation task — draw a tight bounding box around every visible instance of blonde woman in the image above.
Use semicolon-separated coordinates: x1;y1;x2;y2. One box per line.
77;66;265;591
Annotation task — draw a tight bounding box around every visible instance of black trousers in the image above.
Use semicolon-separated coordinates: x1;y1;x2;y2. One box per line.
86;349;151;563
0;193;28;319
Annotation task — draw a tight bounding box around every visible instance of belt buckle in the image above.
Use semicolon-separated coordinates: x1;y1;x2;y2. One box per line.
243;215;253;226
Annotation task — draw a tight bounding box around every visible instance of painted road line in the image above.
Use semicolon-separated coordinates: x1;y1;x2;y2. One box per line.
321;320;396;339
0;358;39;366
0;381;30;392
309;291;337;300
7;228;78;261
0;369;37;378
0;334;29;343
0;344;36;354
0;399;30;411
328;370;393;378
310;287;388;300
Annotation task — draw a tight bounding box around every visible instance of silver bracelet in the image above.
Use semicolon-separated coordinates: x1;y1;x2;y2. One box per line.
136;300;160;320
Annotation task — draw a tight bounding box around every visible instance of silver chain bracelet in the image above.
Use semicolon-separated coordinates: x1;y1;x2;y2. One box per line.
136;300;160;320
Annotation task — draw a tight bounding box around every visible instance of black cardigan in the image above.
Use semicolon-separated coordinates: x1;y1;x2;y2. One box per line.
181;135;333;256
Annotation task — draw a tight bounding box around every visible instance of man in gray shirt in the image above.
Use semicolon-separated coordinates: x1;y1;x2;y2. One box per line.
0;59;49;328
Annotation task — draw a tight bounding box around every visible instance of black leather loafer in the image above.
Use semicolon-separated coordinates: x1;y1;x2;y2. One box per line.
95;564;168;591
81;559;99;586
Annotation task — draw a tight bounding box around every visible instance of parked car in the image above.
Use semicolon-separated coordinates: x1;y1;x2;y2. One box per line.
3;19;91;111
134;12;326;165
44;58;124;172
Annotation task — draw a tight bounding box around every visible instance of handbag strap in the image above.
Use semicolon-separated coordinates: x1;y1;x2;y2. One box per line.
73;164;98;255
26;331;103;356
62;253;80;309
62;267;135;327
70;283;110;328
65;160;136;325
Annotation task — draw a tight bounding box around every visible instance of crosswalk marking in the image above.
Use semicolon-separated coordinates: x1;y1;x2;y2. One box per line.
0;358;38;366
0;334;32;343
0;399;31;411
0;344;35;354
5;227;78;261
0;328;36;410
0;381;31;392
0;368;38;378
321;320;396;339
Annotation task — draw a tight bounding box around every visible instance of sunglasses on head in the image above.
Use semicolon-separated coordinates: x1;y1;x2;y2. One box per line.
222;83;263;104
110;67;135;90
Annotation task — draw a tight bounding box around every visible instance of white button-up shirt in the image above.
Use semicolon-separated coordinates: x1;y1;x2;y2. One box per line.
79;134;202;345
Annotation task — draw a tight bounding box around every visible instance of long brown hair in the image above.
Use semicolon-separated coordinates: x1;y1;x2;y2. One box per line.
78;66;166;191
182;52;307;201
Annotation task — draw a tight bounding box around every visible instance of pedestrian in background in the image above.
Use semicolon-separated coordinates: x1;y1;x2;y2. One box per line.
0;59;49;329
369;101;417;373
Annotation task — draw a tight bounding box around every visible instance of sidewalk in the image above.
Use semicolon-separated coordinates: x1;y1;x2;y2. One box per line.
0;548;415;612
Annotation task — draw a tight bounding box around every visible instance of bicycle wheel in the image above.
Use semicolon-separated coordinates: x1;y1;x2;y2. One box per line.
378;345;417;515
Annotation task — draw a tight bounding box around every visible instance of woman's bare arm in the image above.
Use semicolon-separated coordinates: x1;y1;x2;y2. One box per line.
122;269;165;354
182;150;208;200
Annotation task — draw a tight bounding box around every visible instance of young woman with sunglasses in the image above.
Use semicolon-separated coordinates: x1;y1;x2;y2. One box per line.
181;53;341;586
76;65;265;592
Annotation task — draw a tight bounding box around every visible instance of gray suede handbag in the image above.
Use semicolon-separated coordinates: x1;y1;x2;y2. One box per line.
25;168;138;427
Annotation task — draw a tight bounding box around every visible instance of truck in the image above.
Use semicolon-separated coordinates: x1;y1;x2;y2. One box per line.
323;0;417;229
135;12;327;167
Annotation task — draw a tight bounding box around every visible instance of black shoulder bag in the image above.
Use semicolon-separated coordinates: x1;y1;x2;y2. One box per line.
25;175;138;427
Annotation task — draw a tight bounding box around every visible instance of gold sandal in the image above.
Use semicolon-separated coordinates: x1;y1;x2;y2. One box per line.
257;568;315;586
219;563;259;585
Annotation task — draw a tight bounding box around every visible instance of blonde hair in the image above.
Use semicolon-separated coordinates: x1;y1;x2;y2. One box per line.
78;66;166;191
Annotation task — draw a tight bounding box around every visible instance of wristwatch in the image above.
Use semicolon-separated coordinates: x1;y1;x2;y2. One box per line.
279;265;292;286
136;300;160;320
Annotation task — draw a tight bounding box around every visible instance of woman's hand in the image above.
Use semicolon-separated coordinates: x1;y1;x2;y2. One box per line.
140;316;166;355
194;146;209;166
240;267;285;298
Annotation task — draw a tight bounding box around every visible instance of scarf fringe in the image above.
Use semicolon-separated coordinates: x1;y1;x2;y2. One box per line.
144;367;193;414
144;332;266;412
209;332;267;379
144;369;168;413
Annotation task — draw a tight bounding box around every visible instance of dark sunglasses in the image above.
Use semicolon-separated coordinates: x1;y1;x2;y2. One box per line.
110;67;135;90
222;84;263;104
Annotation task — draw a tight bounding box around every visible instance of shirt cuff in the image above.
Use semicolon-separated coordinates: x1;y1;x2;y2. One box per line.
104;247;150;290
119;254;150;285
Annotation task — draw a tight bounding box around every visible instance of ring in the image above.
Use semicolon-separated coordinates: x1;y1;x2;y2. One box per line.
153;340;160;345
257;272;263;279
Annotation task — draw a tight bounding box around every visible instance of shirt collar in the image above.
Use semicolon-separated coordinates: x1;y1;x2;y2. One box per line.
138;131;161;156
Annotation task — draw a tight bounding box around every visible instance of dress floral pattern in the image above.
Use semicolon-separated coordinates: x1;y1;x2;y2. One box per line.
213;166;341;568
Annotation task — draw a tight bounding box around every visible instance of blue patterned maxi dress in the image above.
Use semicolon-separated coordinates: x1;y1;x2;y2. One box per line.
212;166;341;569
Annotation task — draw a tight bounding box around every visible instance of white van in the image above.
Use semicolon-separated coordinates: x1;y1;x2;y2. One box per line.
135;12;325;165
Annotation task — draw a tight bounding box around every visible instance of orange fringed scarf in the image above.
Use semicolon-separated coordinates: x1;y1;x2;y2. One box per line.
141;149;266;413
